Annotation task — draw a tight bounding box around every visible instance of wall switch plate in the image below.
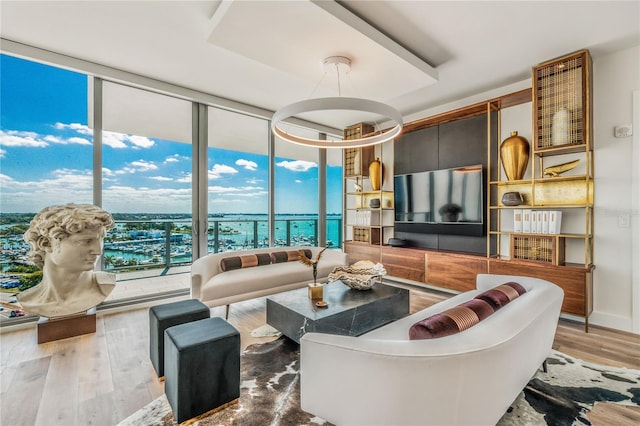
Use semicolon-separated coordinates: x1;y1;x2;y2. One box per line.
614;125;633;138
618;213;630;228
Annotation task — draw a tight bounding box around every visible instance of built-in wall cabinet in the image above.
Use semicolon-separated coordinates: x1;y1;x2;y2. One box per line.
343;50;594;330
343;123;394;251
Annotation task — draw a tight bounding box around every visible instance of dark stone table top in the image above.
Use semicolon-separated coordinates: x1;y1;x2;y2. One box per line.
266;280;410;343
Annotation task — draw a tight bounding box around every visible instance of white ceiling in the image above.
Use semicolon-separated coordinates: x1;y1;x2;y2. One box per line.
1;0;639;133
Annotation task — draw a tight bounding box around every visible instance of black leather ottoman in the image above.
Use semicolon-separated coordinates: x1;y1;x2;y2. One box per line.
149;299;210;378
164;317;241;424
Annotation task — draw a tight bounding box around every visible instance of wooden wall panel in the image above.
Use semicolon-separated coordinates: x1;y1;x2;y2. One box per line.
425;251;488;292
344;242;381;264
381;246;425;283
488;259;592;316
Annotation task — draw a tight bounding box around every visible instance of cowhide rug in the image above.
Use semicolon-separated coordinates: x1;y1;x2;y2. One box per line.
119;337;640;426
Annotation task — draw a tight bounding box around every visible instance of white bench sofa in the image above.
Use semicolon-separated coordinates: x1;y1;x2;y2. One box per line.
190;246;348;316
300;274;564;426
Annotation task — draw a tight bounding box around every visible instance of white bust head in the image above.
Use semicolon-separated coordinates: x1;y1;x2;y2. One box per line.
18;203;116;318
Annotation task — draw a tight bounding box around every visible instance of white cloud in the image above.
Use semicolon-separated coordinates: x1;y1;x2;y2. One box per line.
276;160;317;172
54;122;92;135
44;135;62;143
295;179;302;183
246;178;263;185
115;159;158;175
236;190;268;197
102;131;128;149
102;130;154;149
103;185;191;201
0;130;48;148
175;173;192;183
67;137;92;145
149;176;173;181
1;124;160;151
100;185;193;213
0;168;196;214
209;164;238;179
0;173;15;185
164;154;188;163
207;185;265;199
0;149;5;158
208;185;243;194
236;159;258;171
0;168;94;212
129;135;155;149
129;160;158;171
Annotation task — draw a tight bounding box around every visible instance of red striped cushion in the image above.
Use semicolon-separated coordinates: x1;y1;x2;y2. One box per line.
474;282;526;310
409;282;526;340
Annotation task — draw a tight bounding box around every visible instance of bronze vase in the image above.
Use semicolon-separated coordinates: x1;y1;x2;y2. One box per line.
369;158;383;190
500;131;529;181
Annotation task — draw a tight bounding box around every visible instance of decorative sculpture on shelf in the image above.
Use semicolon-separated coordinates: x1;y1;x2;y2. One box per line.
543;159;580;177
18;203;116;318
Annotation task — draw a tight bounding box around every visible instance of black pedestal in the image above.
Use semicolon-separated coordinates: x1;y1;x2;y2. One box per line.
149;299;210;378
164;317;240;424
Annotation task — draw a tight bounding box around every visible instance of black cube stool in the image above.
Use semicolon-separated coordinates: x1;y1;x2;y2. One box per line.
149;299;210;378
164;317;240;424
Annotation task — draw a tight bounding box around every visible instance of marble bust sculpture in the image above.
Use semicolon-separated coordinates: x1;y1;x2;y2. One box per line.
18;203;116;318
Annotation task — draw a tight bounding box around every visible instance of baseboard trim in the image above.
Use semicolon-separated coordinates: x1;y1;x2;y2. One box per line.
588;311;634;334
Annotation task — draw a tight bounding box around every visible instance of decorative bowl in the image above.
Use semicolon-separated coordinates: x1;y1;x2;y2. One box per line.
328;261;387;291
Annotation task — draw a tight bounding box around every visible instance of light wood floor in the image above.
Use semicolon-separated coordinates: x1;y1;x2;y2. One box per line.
1;285;638;426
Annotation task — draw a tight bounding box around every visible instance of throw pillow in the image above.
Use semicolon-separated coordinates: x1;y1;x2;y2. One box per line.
220;253;271;272
270;249;312;264
474;282;526;310
408;282;526;340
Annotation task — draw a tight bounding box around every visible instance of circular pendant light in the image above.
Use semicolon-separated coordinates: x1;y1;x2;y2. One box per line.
271;57;403;148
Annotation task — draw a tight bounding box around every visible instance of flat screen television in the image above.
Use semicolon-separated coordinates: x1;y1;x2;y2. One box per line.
394;165;484;236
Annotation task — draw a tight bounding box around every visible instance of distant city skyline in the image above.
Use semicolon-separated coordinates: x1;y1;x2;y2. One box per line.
0;54;343;214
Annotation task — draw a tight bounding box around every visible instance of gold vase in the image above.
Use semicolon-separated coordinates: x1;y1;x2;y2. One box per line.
369;158;383;190
500;131;529;181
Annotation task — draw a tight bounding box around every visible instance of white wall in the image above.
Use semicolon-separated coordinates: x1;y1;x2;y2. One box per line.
591;45;640;332
407;45;640;333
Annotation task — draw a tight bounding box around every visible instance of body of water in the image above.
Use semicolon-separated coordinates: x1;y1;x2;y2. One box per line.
2;214;342;271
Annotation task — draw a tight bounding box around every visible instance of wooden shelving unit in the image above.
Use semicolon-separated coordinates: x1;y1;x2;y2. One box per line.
343;124;394;262
488;49;594;329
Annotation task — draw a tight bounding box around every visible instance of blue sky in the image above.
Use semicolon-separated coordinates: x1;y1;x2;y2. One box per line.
0;54;342;214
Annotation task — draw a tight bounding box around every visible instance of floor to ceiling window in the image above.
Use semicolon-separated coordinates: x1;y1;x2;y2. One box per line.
207;107;269;252
274;124;321;247
100;81;193;270
326;149;343;248
0;55;93;210
0;54;94;318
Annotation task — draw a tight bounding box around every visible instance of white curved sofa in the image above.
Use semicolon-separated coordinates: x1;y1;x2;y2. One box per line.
300;274;564;426
190;246;348;313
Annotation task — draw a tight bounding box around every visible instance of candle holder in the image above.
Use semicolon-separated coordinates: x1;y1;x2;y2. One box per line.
308;283;323;300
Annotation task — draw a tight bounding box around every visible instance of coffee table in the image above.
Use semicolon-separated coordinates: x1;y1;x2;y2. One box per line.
266;280;409;343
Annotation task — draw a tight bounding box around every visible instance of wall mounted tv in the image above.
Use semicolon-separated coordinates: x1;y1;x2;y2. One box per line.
394;165;485;237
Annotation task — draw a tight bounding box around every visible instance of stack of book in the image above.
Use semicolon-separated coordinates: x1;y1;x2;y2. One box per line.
354;211;381;226
513;209;562;234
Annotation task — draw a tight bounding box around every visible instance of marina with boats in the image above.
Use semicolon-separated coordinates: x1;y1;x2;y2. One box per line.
1;214;342;272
